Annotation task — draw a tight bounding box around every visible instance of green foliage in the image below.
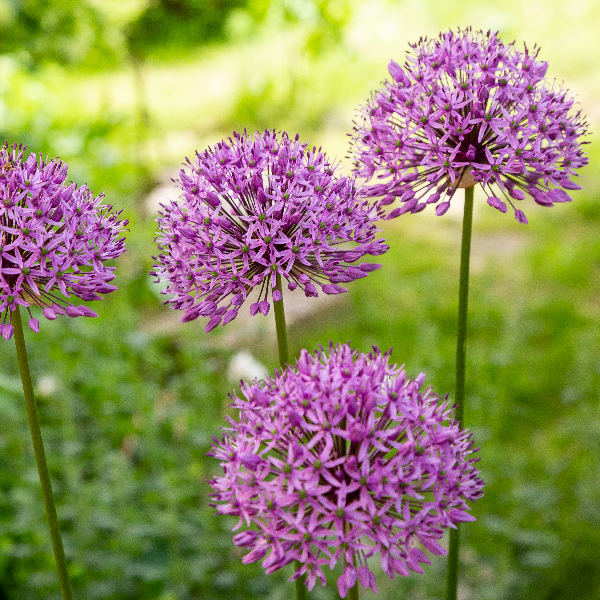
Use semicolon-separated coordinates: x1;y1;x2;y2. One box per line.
0;292;293;600
0;0;121;70
126;0;250;61
0;1;598;599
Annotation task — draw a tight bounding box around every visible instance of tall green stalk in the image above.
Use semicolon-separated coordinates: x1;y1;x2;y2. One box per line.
12;305;74;600
445;185;474;600
273;273;290;368
273;274;307;600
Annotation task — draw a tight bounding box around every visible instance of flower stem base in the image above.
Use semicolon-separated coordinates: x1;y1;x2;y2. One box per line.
445;185;474;600
12;305;74;600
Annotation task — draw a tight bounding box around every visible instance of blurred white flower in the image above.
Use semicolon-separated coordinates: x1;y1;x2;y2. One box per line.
227;351;267;383
37;375;58;397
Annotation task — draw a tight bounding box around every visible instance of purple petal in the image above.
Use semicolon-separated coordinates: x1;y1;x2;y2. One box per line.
304;283;318;297
532;191;554;207
213;217;230;228
240;453;262;470
77;306;99;318
205;315;222;332
199;301;218;316
288;410;303;428
272;289;282;302
42;307;57;320
242;546;267;564
548;188;572;203
329;274;353;283
514;209;528;224
449;508;476;522
346;267;368;280
435;201;451;216
337;567;357;599
96;283;118;294
560;179;582;191
487;196;507;213
321;284;347;295
366;240;389;256
388;60;405;82
407;547;431;572
28;318;39;333
51;304;66;316
419;536;446;555
181;308;201;322
205;191;220;207
359;263;381;272
342;251;362;262
222;309;238;326
387;198;418;218
233;530;258;546
180;227;196;240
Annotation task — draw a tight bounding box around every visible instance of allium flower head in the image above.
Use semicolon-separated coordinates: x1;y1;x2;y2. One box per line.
152;130;388;332
208;343;484;597
0;143;127;338
352;27;589;223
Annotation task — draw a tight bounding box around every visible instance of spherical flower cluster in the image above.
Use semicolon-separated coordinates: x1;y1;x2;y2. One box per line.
208;343;484;597
352;28;588;223
152;130;388;332
0;143;127;338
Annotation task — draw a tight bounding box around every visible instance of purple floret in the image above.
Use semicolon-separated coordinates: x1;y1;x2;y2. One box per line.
352;27;589;224
208;343;484;597
0;143;128;336
151;130;388;332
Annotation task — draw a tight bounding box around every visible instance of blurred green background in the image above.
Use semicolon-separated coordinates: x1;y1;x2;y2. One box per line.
0;0;598;599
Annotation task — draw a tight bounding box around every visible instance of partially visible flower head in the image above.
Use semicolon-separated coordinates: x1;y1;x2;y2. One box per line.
352;27;588;224
208;343;484;597
0;143;127;338
151;130;388;332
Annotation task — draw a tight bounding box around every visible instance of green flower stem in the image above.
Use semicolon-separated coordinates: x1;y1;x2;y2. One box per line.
12;305;74;600
273;274;307;600
294;560;308;600
273;274;290;367
445;185;474;600
454;185;474;428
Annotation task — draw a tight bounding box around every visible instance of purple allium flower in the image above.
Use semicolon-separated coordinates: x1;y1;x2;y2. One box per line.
151;130;388;332
208;343;484;597
0;143;127;338
352;27;589;223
